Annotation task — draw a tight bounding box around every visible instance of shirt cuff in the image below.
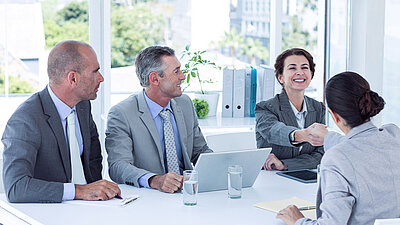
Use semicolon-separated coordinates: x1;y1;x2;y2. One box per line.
139;173;157;188
290;130;301;145
294;217;311;225
62;183;75;201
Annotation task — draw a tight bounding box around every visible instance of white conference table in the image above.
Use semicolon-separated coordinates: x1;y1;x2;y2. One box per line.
0;171;317;225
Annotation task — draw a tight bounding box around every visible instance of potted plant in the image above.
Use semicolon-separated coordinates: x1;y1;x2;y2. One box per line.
180;45;221;118
192;98;209;119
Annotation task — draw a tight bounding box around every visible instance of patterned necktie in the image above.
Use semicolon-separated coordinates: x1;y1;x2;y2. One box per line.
67;110;86;184
159;109;180;175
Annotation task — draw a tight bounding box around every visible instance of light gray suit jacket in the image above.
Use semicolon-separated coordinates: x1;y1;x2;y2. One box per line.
255;90;325;170
105;91;212;187
2;88;102;203
297;121;400;225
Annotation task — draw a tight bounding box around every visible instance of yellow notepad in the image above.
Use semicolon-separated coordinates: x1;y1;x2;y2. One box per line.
254;197;317;220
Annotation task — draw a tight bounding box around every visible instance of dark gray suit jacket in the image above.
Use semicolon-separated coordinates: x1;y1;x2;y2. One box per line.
255;90;325;170
105;92;212;187
2;87;102;203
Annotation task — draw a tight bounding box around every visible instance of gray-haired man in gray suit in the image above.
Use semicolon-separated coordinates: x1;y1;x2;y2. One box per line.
106;46;212;193
2;40;120;203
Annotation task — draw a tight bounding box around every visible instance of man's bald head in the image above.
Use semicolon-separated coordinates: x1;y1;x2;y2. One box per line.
47;40;94;85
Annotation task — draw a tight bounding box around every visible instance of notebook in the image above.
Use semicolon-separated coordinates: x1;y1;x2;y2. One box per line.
194;148;271;192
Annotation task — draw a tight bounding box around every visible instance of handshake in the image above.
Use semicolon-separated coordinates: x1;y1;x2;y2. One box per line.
294;123;328;146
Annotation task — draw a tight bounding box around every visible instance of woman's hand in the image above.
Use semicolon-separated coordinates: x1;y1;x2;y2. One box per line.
276;205;305;225
308;123;328;139
264;153;287;171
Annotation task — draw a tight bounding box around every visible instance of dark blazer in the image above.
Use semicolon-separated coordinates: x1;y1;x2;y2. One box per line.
255;90;325;170
2;87;102;203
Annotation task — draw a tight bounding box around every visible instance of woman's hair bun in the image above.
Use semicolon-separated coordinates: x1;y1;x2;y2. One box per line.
359;90;385;119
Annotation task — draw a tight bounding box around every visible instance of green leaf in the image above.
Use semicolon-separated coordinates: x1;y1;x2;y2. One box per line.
192;98;209;119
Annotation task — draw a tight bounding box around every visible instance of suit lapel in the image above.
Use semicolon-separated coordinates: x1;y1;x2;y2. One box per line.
137;92;164;168
304;96;317;128
279;90;299;128
39;88;71;181
171;99;190;167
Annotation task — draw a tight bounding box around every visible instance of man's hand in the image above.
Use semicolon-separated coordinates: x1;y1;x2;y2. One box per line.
276;205;305;225
264;153;287;171
294;123;327;146
308;123;328;139
74;179;121;201
149;172;183;193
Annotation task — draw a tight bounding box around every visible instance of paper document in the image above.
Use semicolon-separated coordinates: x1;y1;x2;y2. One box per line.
374;218;400;225
64;195;139;207
254;197;316;220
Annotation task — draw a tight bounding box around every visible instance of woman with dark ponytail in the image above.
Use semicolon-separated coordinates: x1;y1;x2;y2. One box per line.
277;71;400;225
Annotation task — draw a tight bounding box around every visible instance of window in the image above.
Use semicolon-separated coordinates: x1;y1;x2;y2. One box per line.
281;0;322;101
326;0;348;129
1;0;90;150
109;0;271;108
382;0;400;125
1;0;346;151
328;0;348;77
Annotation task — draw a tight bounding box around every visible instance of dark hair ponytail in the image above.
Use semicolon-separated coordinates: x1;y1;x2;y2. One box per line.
326;71;385;128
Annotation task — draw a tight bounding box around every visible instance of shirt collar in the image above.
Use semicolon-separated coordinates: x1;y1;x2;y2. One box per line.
345;121;377;139
143;90;172;119
47;85;75;121
289;98;307;116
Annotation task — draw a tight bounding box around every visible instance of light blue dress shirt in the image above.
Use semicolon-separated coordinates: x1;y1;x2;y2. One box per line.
138;91;183;188
47;85;83;200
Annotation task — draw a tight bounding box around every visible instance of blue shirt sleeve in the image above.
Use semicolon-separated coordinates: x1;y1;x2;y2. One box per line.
139;173;157;188
62;183;75;201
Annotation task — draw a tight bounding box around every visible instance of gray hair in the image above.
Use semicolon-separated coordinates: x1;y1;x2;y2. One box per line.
47;40;93;85
135;46;175;87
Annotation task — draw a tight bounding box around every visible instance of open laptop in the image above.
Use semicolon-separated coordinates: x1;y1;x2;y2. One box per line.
194;148;271;193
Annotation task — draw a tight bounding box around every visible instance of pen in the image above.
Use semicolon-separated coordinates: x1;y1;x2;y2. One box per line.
121;196;139;206
298;206;316;211
115;194;123;199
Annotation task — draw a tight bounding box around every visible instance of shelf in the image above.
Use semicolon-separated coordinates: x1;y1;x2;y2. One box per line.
198;113;256;135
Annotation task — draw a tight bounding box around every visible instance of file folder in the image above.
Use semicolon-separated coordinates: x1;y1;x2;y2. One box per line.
257;65;275;102
244;68;251;117
222;67;234;117
233;69;245;117
261;65;275;101
256;66;265;103
250;66;257;117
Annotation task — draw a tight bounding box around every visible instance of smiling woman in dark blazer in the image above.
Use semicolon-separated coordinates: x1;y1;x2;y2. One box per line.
255;48;325;171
